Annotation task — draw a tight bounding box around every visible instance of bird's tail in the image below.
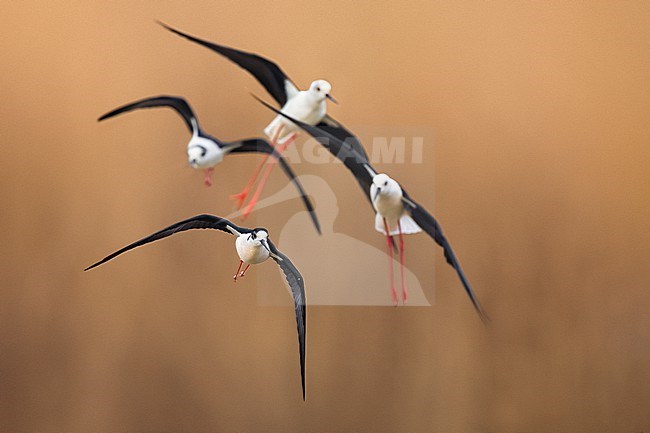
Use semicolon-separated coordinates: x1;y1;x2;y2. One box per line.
263;120;277;139
375;213;422;236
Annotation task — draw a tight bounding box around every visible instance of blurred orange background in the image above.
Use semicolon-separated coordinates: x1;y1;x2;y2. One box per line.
1;1;649;431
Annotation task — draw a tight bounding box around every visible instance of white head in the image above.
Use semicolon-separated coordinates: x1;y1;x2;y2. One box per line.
248;228;268;242
371;173;400;200
309;80;337;103
187;136;222;169
248;228;270;249
187;144;207;168
252;228;268;239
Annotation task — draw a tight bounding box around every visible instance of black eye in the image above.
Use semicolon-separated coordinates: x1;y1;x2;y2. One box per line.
384;181;388;186
316;87;320;92
191;144;207;157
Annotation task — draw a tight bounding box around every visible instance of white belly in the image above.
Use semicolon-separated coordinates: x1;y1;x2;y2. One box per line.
371;188;404;222
235;237;270;265
370;183;422;236
285;102;326;125
264;93;326;139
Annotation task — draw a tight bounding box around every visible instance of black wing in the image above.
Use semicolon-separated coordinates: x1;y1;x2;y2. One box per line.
255;96;374;199
84;215;249;271
98;95;199;134
227;139;321;235
317;115;370;162
267;239;307;400
159;22;297;106
401;192;489;323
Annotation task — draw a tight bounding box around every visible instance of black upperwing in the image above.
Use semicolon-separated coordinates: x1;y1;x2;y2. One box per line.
401;191;489;323
84;215;249;271
267;238;307;400
226;139;321;235
317;115;370;162
98;95;199;134
159;22;369;159
159;22;298;106
254;95;374;201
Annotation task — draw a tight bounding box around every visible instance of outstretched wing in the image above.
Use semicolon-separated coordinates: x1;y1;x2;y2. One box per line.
159;22;299;106
227;139;321;235
267;239;307;400
317;115;370;162
98;95;199;134
401;192;489;323
254;96;374;200
84;215;249;271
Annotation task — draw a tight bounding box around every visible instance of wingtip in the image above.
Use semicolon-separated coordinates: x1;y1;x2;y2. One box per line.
155;19;170;30
249;92;267;107
311;213;322;236
156;20;186;38
84;261;103;272
475;306;490;325
250;93;280;115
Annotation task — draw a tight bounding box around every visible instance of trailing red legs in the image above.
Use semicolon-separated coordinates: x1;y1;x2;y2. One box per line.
398;220;407;303
239;264;251;278
204;168;214;187
233;260;243;282
229;125;285;208
383;217;398;306
241;131;298;220
229;156;268;208
232;261;250;283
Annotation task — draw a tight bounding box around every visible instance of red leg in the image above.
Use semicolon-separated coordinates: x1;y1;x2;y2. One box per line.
383;217;397;306
241;132;298;220
229;160;264;208
203;168;214;187
398;220;407;304
239;264;251;278
229;125;284;209
233;260;243;282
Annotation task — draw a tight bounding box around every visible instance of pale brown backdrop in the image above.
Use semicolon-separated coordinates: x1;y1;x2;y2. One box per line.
1;1;649;432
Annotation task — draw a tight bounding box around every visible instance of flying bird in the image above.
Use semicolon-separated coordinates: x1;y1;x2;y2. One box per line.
98;95;321;234
158;22;369;218
85;214;308;399
258;99;488;322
